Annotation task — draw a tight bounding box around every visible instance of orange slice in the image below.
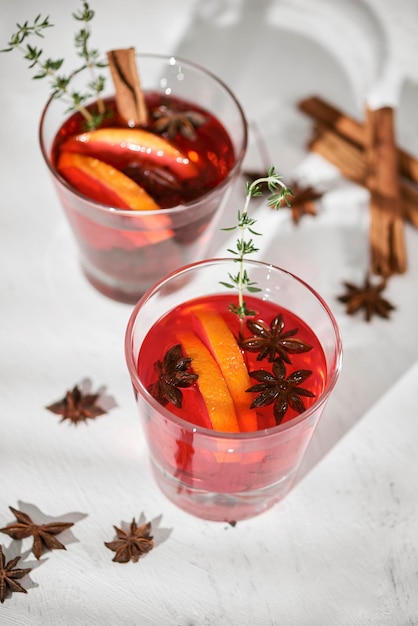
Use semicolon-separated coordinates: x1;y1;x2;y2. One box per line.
57;152;173;246
178;331;240;433
61;127;200;180
57;151;161;211
193;308;257;432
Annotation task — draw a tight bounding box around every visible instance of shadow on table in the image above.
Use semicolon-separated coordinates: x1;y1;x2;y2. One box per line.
171;0;415;488
173;0;386;171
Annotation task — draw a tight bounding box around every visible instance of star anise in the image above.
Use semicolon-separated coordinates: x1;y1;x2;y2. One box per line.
0;506;74;560
246;360;315;425
337;275;395;321
105;518;154;563
152;105;207;140
46;384;106;424
274;181;323;224
0;545;32;604
148;344;198;408
241;313;313;364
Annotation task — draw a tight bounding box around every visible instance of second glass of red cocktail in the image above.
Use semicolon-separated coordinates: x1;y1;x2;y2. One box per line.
125;258;342;522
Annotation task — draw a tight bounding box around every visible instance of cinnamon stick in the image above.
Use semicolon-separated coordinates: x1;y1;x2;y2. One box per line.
300;96;364;145
365;106;406;276
308;123;366;184
107;47;148;125
299;96;418;186
308;123;418;227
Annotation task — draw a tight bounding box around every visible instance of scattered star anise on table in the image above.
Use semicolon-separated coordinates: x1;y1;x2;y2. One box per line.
105;518;154;563
46;384;107;424
0;506;74;560
272;181;323;224
337;275;395;322
148;344;198;408
152;105;207;140
246;360;315;425
0;544;32;604
241;313;313;364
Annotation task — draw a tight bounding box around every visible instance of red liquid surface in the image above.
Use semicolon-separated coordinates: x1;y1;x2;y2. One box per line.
52;93;235;209
50;94;236;301
138;294;327;430
137;294;328;499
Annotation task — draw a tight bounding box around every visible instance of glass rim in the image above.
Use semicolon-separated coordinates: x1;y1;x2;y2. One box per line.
124;257;343;440
38;52;248;218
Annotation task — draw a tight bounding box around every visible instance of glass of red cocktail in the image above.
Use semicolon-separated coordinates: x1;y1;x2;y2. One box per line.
39;54;247;303
125;258;342;522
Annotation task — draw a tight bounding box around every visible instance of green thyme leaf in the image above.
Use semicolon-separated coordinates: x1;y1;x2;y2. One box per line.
221;167;293;318
1;2;108;129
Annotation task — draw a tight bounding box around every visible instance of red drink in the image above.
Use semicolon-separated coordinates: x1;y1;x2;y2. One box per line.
139;294;326;429
125;258;342;521
40;54;247;303
52;93;235;209
137;294;326;504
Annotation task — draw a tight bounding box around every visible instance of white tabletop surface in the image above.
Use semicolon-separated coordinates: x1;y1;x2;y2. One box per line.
1;1;418;624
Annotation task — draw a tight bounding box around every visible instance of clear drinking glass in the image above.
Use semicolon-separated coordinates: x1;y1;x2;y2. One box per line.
39;54;247;303
125;258;343;522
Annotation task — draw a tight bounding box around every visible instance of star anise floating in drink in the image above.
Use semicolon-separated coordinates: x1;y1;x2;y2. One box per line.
241;313;313;364
152;105;207;140
148;344;198;408
337;275;395;321
0;545;32;604
0;507;74;560
105;518;154;563
46;384;107;424
246;360;315;425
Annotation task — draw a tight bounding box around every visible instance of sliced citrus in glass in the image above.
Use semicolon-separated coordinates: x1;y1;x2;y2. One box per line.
60;127;200;180
177;331;240;433
193;308;257;432
57;151;162;211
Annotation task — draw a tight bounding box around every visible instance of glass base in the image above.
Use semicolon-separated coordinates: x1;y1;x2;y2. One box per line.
151;459;294;523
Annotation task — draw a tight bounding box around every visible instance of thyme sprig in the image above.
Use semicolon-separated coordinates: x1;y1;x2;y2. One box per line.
221;166;293;318
1;2;107;129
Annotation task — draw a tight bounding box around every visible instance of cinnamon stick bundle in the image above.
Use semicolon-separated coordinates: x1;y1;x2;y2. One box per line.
299;96;418;185
299;95;416;276
307;122;418;227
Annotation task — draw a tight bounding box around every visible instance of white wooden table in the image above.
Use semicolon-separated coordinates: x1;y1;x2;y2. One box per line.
1;1;418;624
